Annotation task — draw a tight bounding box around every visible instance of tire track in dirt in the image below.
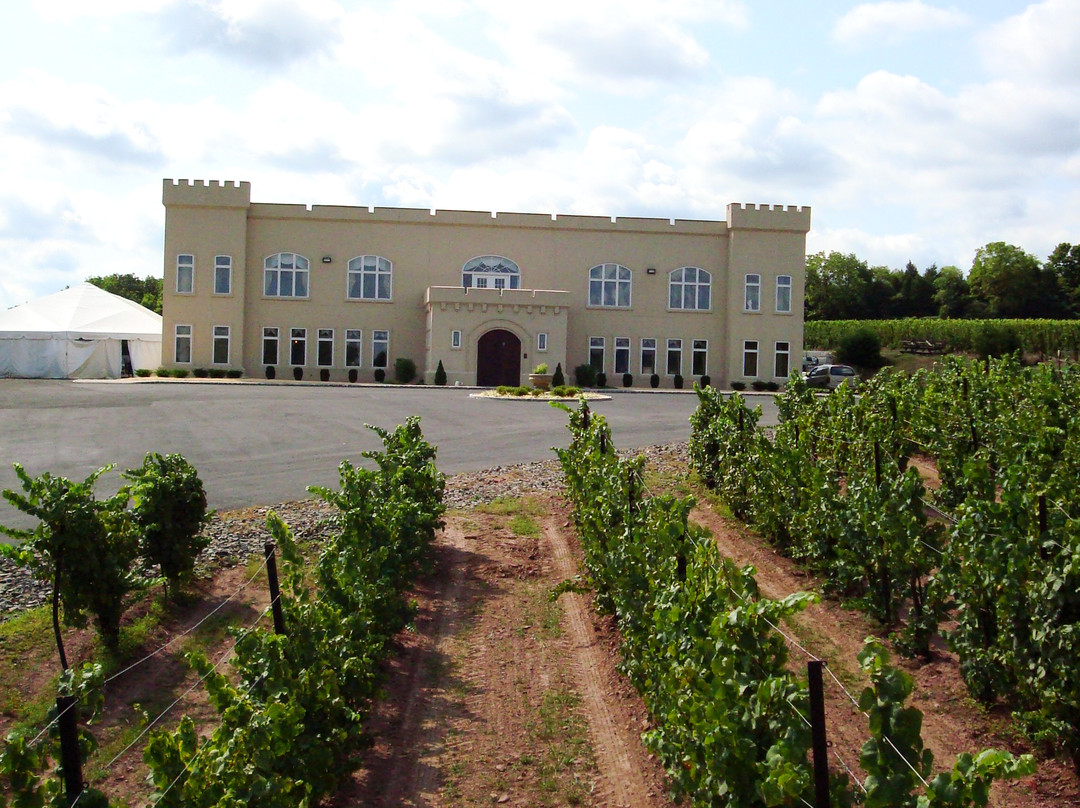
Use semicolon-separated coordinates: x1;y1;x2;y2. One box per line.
543;515;660;808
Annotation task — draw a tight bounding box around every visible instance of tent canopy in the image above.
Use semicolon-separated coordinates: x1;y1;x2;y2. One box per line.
0;283;162;378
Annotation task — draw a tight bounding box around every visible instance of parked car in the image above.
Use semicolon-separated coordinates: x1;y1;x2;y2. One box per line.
803;363;857;390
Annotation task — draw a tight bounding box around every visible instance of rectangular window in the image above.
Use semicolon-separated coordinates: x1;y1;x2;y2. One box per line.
745;273;761;312
692;339;708;376
537;332;548;352
776;275;792;313
614;337;630;375
451;330;462;350
176;254;194;294
174;324;192;364
743;340;759;377
475;277;488;289
494;277;506;289
589;337;605;371
262;327;279;365
212;325;230;365
372;329;389;368
775;341;790;378
641;338;656;375
290;328;306;366
214;256;232;295
666;338;682;376
317;329;333;367
346;329;362;367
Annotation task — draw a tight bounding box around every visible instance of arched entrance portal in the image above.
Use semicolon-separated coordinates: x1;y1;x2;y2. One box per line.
476;329;522;387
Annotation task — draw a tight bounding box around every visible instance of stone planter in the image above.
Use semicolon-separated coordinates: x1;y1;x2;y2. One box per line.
529;373;553;390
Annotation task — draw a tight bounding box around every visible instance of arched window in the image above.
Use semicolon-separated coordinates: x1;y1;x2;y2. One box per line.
264;253;310;298
588;264;632;308
668;266;711;310
462;255;521;290
347;255;392;300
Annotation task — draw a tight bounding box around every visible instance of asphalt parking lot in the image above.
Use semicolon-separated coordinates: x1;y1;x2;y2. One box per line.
0;379;779;532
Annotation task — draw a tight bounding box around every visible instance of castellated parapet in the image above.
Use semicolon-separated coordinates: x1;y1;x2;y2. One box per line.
726;202;811;233
163;179;251;208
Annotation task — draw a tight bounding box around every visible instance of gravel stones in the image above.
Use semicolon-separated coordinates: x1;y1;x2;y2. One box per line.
0;442;690;619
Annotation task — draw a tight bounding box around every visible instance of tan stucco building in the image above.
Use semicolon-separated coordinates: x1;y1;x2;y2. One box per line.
161;179;810;388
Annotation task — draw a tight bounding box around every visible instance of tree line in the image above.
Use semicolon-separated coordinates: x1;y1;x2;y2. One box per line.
807;241;1080;321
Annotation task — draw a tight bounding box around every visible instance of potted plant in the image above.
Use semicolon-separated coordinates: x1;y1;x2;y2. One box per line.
528;362;552;390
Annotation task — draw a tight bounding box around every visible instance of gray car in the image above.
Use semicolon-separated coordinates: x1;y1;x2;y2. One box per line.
803;363;857;390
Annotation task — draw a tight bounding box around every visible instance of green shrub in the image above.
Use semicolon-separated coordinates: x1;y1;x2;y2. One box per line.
574;364;596;387
511;386;530;396
135;368;152;377
622;372;633;388
154;367;171;377
265;366;276;379
394;357;417;384
973;323;1022;359
731;380;746;391
532;362;549;374
193;368;210;378
552;363;566;387
226;369;243;379
765;380;779;391
673;373;683;389
293;367;304;381
596;372;607;388
836;327;885;368
319;369;330;382
434;360;447;385
552;385;581;397
123;453;210;597
700;375;711;387
348;368;358;383
173;369;190;378
650;373;660;389
751;379;767;391
208;368;227;378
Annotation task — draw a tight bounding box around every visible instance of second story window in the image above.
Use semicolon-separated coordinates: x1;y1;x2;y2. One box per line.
588;264;631;308
745;273;761;312
669;267;710;310
347;255;392;300
264;253;310;298
176;254;194;294
214;255;232;295
776;275;792;313
462;256;521;289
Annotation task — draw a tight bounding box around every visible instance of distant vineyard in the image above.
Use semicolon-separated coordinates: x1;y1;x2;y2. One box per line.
805;318;1080;357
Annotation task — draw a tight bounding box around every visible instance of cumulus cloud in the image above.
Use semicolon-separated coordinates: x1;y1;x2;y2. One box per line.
979;0;1080;85
833;1;969;45
156;0;345;67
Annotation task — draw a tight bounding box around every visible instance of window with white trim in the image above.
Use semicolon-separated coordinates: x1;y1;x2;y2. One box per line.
451;330;462;350
666;339;682;375
744;274;761;312
176;255;194;294
668;267;711;310
290;328;306;366
743;340;759;376
212;326;230;365
537;332;547;352
462;256;520;289
317;329;333;367
641;338;656;375
174;324;192;363
214;256;232;295
589;337;605;371
588;264;632;308
776;275;792;313
346;330;362;367
347;255;392;300
264;253;310;298
262;327;279;365
692;339;708;376
614;337;630;374
372;330;389;368
775;341;790;378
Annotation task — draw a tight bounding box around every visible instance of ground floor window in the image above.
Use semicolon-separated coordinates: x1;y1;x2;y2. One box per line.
743;340;759;377
318;329;333;366
589;337;604;371
666;338;682;375
614;337;630;374
174;324;192;364
692;339;707;376
775;341;790;378
212;326;230;365
641;338;656;375
262;327;278;365
537;332;548;352
346;330;362;367
290;328;306;366
372;329;389;368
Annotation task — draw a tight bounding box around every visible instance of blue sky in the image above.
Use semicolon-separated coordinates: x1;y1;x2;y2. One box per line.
1;0;1078;309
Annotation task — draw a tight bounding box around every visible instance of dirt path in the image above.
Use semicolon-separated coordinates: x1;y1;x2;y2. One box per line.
336;498;675;807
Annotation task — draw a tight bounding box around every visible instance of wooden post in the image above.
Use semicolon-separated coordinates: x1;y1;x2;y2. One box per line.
807;660;831;808
264;542;285;635
56;695;83;807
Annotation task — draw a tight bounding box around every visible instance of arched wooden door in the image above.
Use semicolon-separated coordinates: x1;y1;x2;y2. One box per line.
475;329;522;387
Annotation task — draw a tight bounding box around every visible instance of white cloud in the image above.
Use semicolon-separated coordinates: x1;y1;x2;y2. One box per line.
833;1;969;45
979;0;1080;85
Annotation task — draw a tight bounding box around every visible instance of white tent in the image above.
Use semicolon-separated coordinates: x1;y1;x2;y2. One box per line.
0;283;162;379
